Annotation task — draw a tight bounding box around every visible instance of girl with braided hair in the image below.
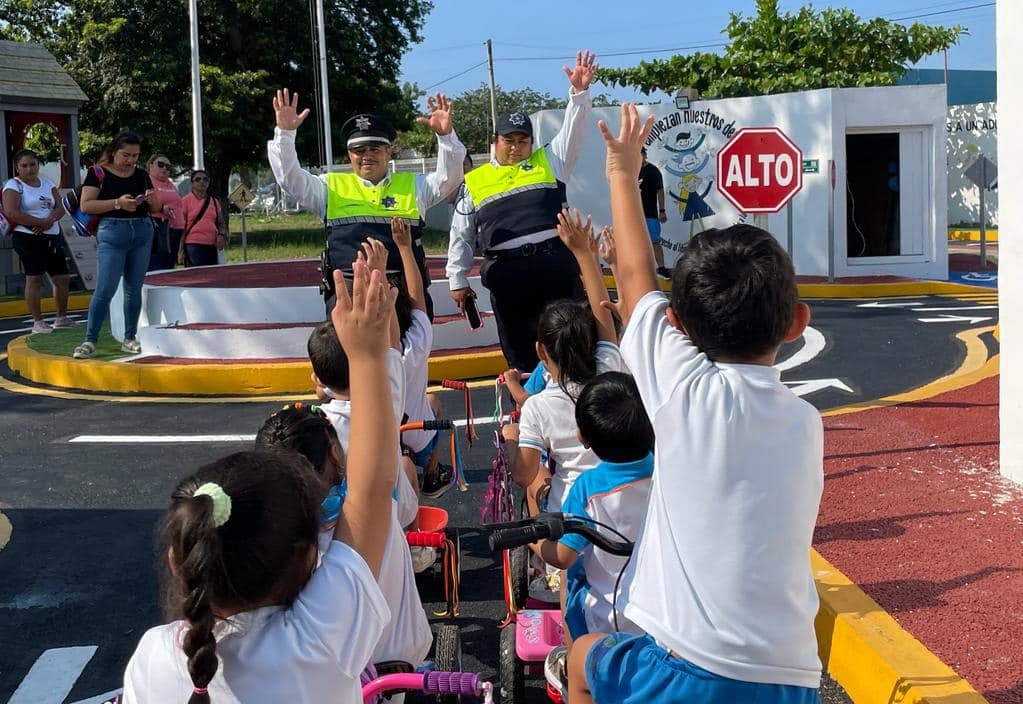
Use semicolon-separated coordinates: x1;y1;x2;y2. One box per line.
121;262;399;703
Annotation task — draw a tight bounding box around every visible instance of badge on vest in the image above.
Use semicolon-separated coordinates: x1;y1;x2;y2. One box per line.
521;163;535;172
381;195;397;208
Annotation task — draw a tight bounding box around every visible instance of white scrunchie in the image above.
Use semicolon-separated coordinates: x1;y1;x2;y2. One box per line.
193;482;232;528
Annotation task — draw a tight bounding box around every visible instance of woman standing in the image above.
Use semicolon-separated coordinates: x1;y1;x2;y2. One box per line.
2;149;73;334
147;154;184;271
73;132;161;359
177;170;227;267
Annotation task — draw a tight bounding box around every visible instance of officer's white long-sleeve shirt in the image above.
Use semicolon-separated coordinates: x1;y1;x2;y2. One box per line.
445;89;592;291
267;128;467;219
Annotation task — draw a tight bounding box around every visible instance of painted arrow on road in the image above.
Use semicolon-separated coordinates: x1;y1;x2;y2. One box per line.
783;378;854;397
914;305;998;312
917;314;993;324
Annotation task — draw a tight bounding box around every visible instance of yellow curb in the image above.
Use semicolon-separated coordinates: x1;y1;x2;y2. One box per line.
602;276;996;298
813;550;986;704
0;512;11;552
6;335;509;397
949;229;998;242
0;293;92;319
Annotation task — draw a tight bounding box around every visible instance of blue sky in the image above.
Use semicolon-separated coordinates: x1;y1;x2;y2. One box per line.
398;0;996;105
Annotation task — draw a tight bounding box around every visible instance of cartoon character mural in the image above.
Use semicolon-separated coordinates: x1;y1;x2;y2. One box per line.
663;130;716;241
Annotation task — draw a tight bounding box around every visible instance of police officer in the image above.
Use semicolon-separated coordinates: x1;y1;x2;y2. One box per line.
446;51;597;371
268;88;467;314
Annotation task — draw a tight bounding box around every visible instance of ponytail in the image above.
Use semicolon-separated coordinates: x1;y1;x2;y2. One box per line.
536;299;598;399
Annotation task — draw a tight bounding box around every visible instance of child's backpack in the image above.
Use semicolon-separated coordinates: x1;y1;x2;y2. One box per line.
0;178;23;237
62;166;105;237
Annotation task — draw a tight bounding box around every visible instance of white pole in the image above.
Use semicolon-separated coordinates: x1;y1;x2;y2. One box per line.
487;39;498;159
188;0;204;170
999;0;1023;485
315;0;333;168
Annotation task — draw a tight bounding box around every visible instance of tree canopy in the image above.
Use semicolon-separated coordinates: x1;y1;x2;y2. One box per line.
1;0;432;193
596;0;963;98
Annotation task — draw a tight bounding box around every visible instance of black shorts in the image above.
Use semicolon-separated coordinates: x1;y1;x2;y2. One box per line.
11;231;69;276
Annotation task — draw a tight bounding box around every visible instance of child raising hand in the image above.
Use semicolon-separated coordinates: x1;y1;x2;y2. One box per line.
122;263;399;703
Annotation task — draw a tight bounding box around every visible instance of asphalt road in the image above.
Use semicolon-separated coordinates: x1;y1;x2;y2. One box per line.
0;290;999;703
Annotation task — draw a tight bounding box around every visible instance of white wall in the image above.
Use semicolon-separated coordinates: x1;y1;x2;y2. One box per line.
947;102;998;227
998;1;1023;486
534;84;948;280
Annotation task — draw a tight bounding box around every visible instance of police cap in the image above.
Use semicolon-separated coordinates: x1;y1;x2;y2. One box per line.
341;113;396;149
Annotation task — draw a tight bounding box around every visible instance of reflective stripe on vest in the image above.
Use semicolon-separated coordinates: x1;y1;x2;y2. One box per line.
465;148;566;248
324;172;422;271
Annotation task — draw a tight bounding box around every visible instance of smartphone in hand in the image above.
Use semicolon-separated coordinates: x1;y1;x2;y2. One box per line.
463;293;484;330
134;194;146;203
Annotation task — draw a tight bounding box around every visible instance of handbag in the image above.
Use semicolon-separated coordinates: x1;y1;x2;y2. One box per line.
63;166;106;237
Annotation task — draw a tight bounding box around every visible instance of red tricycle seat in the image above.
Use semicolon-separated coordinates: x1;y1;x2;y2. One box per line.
417;505;449;533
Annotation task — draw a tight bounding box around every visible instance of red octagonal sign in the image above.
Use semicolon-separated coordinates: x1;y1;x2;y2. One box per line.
716;127;803;214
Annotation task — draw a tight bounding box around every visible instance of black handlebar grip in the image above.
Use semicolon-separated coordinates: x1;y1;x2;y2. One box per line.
488;523;553;551
420;419;453;431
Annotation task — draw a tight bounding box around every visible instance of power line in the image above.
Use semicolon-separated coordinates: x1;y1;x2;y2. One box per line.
498;41;727;63
423;60;487;90
889;1;994;21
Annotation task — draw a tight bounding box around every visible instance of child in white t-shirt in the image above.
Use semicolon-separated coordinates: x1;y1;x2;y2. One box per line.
121;263;396;704
566;105;822;704
502;209;628;517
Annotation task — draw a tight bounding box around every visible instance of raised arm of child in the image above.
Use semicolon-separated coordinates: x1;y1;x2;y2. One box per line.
556;208;616;344
329;262;399;578
360;237;401;351
392;217;427;313
596;104;657;327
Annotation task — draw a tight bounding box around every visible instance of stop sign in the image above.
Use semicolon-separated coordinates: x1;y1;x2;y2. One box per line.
716;127;803;213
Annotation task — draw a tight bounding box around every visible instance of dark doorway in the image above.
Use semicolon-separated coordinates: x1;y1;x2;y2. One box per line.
846;133;900;257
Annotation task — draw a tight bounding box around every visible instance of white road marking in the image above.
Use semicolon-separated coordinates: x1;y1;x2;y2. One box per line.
784;378;854;397
69;689;122;704
856;301;922;308
918;315;994;324
774;326;824;373
914;305;998;312
69;434;255;443
9;646;97;704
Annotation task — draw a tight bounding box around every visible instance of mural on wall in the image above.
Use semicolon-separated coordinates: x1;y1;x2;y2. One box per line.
946;102;997;228
644;108;743;262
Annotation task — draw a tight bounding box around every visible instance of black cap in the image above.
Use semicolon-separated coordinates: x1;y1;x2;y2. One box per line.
340;113;396;149
495;111;534;138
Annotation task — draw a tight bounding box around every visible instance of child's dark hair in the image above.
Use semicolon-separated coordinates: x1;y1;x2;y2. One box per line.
255;405;343;484
387;272;414;346
670;225;798;362
161;450;321;702
575;372;654;463
536;299;597;396
308;321;350;392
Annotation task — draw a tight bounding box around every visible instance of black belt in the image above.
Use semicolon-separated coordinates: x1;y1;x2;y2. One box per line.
485;237;562;260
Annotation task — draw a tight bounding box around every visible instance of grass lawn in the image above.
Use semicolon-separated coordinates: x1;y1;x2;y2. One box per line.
26;320;129;360
225;212;448;263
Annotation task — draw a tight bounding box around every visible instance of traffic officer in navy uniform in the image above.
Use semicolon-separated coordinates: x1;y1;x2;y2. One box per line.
268;88;467;314
446;51;596;371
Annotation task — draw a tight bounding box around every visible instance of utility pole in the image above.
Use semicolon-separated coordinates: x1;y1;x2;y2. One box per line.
315;0;333;168
486;39;498;142
188;0;204;170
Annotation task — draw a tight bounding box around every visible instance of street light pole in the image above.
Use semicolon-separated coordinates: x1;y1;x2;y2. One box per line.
188;0;205;170
314;0;333;168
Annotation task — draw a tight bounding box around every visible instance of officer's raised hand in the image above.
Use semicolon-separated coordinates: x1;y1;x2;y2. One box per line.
273;88;311;131
416;93;454;136
563;50;598;93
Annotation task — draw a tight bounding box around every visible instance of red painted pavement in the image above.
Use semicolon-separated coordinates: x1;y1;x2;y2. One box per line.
816;375;1023;702
145;257;483;288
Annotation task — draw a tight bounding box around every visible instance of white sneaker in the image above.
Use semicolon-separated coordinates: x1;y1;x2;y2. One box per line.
410;546;436;574
544;646;568;699
31;320;53;334
51;316;76;328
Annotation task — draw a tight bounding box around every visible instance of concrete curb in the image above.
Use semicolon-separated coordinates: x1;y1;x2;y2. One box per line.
5;336;509;396
0;293;91;319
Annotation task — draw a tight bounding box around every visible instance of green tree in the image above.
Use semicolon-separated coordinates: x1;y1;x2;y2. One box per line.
596;0;963;98
441;83;564;154
3;0;431;195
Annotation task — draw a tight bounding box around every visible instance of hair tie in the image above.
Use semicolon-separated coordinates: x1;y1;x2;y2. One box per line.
193;686;208;695
192;483;232;528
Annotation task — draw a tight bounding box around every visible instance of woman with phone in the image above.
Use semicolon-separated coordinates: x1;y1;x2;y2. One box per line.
73;131;161;359
177;169;227;267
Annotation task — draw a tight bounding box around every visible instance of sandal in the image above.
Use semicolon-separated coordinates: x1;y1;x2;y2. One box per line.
121;338;142;354
72;341;96;359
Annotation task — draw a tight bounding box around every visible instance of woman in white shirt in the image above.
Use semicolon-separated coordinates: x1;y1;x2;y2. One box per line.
1;149;73;334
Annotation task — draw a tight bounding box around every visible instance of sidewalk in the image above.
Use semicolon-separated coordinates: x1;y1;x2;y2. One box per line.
815;363;1023;702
